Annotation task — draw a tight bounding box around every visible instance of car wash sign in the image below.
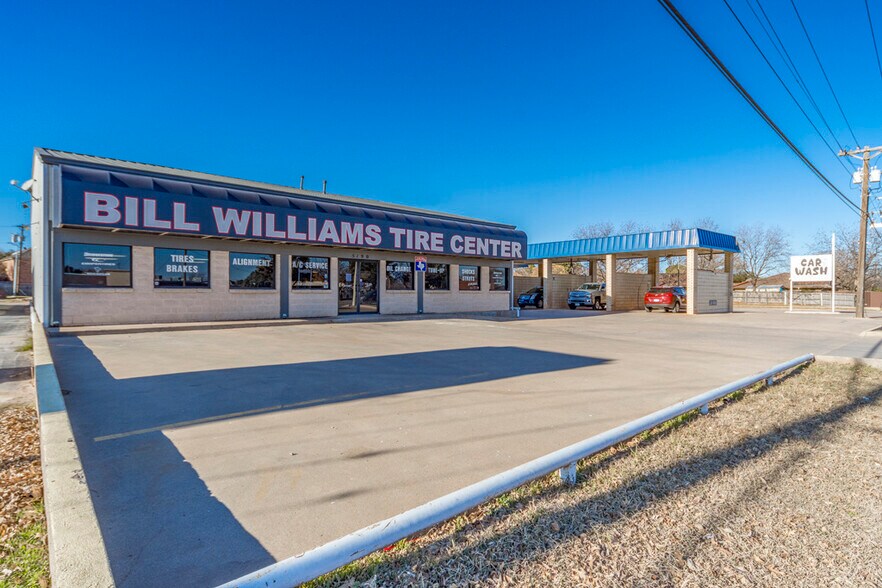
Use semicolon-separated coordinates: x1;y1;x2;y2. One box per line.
60;176;527;260
790;254;833;282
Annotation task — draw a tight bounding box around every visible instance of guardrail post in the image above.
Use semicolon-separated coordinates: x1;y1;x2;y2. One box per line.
558;462;577;485
699;403;709;415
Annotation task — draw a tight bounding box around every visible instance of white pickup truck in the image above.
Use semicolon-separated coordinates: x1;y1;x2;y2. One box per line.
567;282;607;310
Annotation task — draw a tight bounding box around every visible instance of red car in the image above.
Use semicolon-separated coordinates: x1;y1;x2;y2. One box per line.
644;287;686;313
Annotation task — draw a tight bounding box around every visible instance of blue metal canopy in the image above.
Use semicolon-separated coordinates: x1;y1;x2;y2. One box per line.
526;228;739;260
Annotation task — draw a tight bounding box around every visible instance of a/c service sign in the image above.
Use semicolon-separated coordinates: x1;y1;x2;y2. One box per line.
790;254;833;283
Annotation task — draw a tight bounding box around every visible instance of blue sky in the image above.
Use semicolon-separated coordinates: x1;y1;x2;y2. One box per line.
2;0;879;251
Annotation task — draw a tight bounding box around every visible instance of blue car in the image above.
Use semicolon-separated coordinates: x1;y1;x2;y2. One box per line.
517;287;544;309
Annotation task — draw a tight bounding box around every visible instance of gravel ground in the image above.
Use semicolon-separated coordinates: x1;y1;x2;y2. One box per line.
314;361;882;588
0;405;48;587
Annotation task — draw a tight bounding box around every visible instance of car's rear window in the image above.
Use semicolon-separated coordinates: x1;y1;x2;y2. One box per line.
649;287;672;293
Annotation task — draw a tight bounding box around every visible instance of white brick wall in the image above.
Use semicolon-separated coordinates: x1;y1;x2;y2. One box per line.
612;273;652;311
289;257;338;318
62;247;280;326
545;274;588;309
60;242;513;324
513;276;541;297
30;156;47;323
694;270;732;313
423;265;510;313
380;259;419;315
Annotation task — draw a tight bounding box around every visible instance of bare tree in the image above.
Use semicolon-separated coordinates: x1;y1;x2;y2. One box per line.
735;223;790;289
572;221;652;276
572;221;614;240
808;225;882;291
694;217;720;231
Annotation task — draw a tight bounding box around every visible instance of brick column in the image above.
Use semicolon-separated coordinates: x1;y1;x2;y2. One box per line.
724;252;734;312
648;256;659;287
541;258;554;309
686;249;698;315
605;254;617;311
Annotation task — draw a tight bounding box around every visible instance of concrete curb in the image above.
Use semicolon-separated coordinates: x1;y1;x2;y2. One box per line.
814;354;882;370
32;309;115;587
47;309;518;337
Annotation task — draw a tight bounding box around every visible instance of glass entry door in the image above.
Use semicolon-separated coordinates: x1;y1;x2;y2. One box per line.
338;260;379;314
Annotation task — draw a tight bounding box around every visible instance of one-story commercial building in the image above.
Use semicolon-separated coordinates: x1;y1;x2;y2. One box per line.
28;149;527;326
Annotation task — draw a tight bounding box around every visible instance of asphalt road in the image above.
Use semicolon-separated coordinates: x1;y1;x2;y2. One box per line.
0;300;33;408
48;308;880;586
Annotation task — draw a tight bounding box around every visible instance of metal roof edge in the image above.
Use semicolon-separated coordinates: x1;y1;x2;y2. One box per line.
526;228;739;259
34;148;520;231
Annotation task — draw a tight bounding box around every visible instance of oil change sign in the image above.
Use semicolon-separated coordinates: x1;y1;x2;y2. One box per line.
790;254;833;282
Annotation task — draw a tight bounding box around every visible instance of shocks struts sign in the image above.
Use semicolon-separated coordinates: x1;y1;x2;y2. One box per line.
60;178;527;260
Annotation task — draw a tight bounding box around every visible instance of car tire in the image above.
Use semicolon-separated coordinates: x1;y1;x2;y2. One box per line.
592;298;600;310
673;301;681;313
645;307;652;312
568;303;576;310
518;304;525;309
536;299;544;309
664;307;671;313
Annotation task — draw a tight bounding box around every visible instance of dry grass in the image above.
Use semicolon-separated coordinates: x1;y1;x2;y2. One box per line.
311;362;882;588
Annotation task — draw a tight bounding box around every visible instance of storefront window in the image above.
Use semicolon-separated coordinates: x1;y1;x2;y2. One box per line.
386;261;414;290
229;253;275;289
489;267;509;291
62;243;132;288
154;248;210;288
426;263;449;291
292;256;330;289
459;265;481;291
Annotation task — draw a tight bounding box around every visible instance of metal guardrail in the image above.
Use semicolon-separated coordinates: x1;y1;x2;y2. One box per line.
218;353;815;588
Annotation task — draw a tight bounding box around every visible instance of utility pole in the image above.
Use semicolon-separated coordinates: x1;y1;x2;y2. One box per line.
10;224;27;296
839;146;882;318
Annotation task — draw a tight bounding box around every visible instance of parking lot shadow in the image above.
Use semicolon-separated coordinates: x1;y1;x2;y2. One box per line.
51;342;606;587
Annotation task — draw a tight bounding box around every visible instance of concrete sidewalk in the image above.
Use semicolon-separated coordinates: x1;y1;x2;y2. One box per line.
48;308;880;586
0;299;34;408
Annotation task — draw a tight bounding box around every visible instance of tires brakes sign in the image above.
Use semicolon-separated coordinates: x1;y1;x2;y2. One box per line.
790;254;833;282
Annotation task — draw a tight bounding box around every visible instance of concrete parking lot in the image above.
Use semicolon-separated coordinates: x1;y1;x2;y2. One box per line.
49;309;880;586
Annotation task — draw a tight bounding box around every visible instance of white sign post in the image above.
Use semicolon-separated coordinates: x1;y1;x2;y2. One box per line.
789;235;836;313
831;233;836;313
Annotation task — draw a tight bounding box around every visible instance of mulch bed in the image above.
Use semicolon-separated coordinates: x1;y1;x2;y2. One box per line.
0;405;47;586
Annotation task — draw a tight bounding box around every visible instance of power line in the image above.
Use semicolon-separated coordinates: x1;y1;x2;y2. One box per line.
750;0;856;169
654;0;862;216
789;0;861;147
722;0;855;177
865;0;882;88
